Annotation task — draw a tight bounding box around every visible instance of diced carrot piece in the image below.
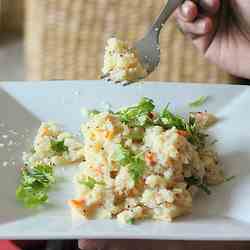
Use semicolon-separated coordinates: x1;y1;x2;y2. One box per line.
104;131;113;140
148;112;156;119
69;199;84;208
177;130;190;137
94;143;102;151
145;151;157;166
94;165;102;175
41;127;50;136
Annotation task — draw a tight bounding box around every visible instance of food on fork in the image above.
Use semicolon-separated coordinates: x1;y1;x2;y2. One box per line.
102;38;147;84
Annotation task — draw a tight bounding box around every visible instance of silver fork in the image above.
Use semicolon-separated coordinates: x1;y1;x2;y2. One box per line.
134;0;185;78
102;0;184;85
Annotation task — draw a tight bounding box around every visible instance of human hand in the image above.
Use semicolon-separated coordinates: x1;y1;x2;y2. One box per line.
174;0;250;79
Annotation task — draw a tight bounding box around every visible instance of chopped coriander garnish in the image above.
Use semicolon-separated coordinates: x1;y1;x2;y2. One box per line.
88;109;101;117
30;147;36;154
16;164;55;208
113;144;132;166
159;105;186;130
159;106;207;149
210;139;218;146
184;176;211;195
128;157;145;183
79;176;105;189
50;140;68;155
198;183;211;195
127;218;135;224
113;144;145;183
128;127;145;142
185;116;207;149
225;175;236;182
117;97;155;127
189;96;208;108
116;99;207;149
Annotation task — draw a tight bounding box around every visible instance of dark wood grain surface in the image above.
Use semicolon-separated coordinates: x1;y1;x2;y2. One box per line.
10;239;250;250
78;240;250;250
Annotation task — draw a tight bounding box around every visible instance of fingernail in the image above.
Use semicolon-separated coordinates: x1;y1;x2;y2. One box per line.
182;1;196;17
181;2;190;17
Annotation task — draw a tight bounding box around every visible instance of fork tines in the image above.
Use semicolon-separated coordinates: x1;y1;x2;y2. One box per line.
100;73;112;83
100;73;110;79
100;73;133;86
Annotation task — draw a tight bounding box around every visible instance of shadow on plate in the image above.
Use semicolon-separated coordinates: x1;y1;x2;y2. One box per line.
0;88;41;225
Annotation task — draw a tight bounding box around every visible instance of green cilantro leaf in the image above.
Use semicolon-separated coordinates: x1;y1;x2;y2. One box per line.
128;127;145;142
128;157;145;183
184;176;211;195
127;218;135;224
210;139;218;146
16;186;49;208
117;97;155;127
185;116;207;149
113;144;145;183
16;164;55;208
30;147;36;154
79;176;105;189
129;131;144;141
113;144;133;165
160;105;186;130
225;175;236;182
159;106;206;148
50;140;69;155
189;96;208;108
88;109;101;117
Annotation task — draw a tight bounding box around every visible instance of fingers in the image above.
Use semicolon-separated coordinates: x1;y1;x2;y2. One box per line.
174;0;221;53
175;0;221;21
174;0;220;35
176;0;221;20
198;0;221;15
177;16;213;36
177;1;198;22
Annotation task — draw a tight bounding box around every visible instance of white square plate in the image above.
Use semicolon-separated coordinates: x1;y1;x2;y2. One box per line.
0;81;250;240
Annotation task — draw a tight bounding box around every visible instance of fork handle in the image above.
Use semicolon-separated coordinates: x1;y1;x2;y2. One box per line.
150;0;185;41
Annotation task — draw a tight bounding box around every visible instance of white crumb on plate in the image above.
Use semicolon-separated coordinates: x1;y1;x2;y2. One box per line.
0;143;4;148
2;135;8;139
9;129;18;135
2;161;8;167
